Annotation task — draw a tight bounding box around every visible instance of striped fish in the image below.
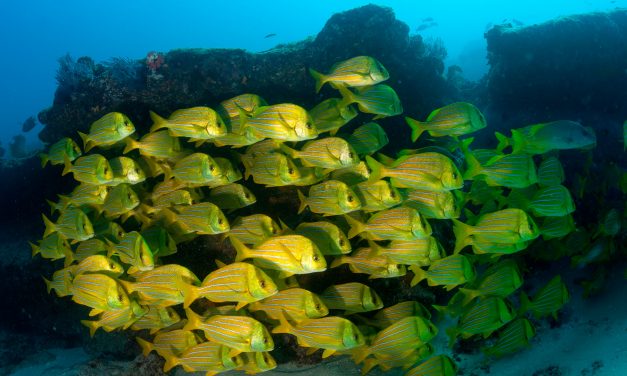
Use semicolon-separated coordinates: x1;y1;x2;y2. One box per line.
471;238;531;256
248;287;328;322
309;56;389;92
295;221;352;255
120;264;199;307
320;282;383;313
71;255;124;277
43;267;74;297
483;318;536;358
298;180;362;215
162;340;242;374
338;84;402;119
404;189;460;219
309;98;357;135
366;153;463;191
331;247;406;279
93;218;126;242
537;156;565;186
218;93;267;122
230;235;326;276
102;184;140;219
345;206;432;241
362;344;434;374
123;130;182;160
459;259;522;304
149;107;226;140
81;300;146;337
131;306;181;334
40;137;82;167
172;153;223;186
448;297;515;346
169;202;229;235
184;308;274;354
540;215;575;240
186;262;277;309
352;180;402;212
140;226;178;257
228;214;281;246
272;314;365;358
107;156;146;186
30;232;71;261
73;238;107;261
78;112;135;151
62;154;114;185
406;102;486;142
136;329;202;358
370;237;443;266
280;137;359;169
42;207;94;242
248;152;302;187
353;316;438;362
527;185;575;217
463;140;537;188
240;139;283;175
364;301;432;329
206;157;242;188
452;208;539;253
70;273;130;315
331;161;371;185
151;179;187;201
243;103;318;141
152;189;193;210
347;122;389;156
50;184;109;213
410;254;475;290
520;275;569;319
213;127;264;148
109;231;154;274
238;352;277;374
405;355;457;376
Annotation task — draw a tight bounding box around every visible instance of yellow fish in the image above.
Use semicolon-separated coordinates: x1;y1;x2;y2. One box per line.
345;206;432;241
295;221;352;255
537;156;565;187
352;180;402;212
248;287;328;322
30;232;71;261
162;340;243;374
309;55;389;92
43;267;74;297
78;112;135;151
107;156;146;185
331;247;407;279
347;122;389;156
107;231;154;274
136;329;202;358
171;153;223;186
120;264;200;307
102;183;140;219
238;352;277;375
150;107;227;141
42;207;94;242
338;84;403;119
357;301;432;329
369;237;443;266
447;296;515;346
243;103;318;141
70;273;130;316
520;274;569;319
228;214;282;246
70;255;124;278
247;152;303;187
40;137;82;167
495;120;596;155
80;300;146;337
131;306;181;334
123;130;183;160
280;137;360;169
309;98;358;135
406;355;457;376
406;102;486;141
410;254;475;290
404;189;461;219
208;183;256;210
62;154;114;185
320;282;383;313
73;238;108;262
166;202;230;235
298;180;362;215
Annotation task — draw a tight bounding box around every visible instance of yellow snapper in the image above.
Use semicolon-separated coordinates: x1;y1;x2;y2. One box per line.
184;261;278;309
458;259;523;304
102;183;140;219
108;231;154;274
346;122;389;156
331;247;407;279
71;255;124;278
338;84;403;119
447;296;515;346
206;157;242;188
42;207;94;242
309;55;389;92
272;313;365;358
228;214;282;246
184;308;274;355
40;137;82;167
403;189;461;219
162;340;243;374
43;267;74;297
345;206;432;241
120;264;200;307
320;282;383;313
248;152;303;187
362;344;434;374
70;273;130;315
537;156;565;187
80;300;146;337
238;352;277;375
309;98;358;135
136;329;202;359
152;189;193;211
171;153;223;186
540;215;575;240
62;154;114;185
123;130;183;160
73;238;107;262
360;301;432;329
78;112;135;152
295;221;352;255
483;318;536;358
366;153;463;191
107;156;146;185
248;287;329;322
243;103;318;141
406;355;457;376
166;202;229;235
406;102;486;142
131;306;181;334
149;107;226;141
298;180;362;215
452;208;539;253
463;143;537;188
230;235;326;276
519;274;570;319
49;184;109;213
240;139;283;176
331;160;372;185
218;93;268;121
208;183;256;210
352;180;402;212
280;137;359;169
369;237;443;266
522;185;576;217
495;120;596;155
30;232;71;261
410;254;475;290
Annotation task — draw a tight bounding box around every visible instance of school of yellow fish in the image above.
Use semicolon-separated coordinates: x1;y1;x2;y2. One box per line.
31;55;622;376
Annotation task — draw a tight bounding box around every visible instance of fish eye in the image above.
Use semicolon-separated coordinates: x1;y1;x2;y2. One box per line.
218;218;224;225
118;293;124;301
313;255;319;261
366;167;372;174
271;227;278;234
263;336;268;344
390;191;396;198
306;122;312;129
353;333;359;341
315;303;321;310
209;164;215;171
347;195;354;202
288;168;294;175
263;353;268;362
453;172;458;179
109;262;115;269
348;152;354;158
339;239;345;246
244;193;250;199
260;280;266;288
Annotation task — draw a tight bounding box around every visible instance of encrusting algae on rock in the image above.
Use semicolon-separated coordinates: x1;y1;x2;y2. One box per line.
32;54;602;375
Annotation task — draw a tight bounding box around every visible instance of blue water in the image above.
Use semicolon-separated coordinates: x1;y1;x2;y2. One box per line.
0;0;623;149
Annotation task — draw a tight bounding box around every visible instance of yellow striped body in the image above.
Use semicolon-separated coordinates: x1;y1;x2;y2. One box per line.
81;112;135;150
369;153;463;191
248;152;302;187
366;316;437;358
131;306;180;332
31;232;70;260
70;273;130;313
309;98;357;134
173;153;223;185
107;156;146;186
228;214;281;246
41;137;82;166
369;301;432;329
332;247;406;279
111;231;154;274
124;130;182;160
44;207;94;241
73;255;124;277
248;287;328;322
301;180;361;215
244;103;318;141
150;107;226;140
137;329;201;358
65;154;114;185
123;264;199;306
208;183;256;210
352;180;402;212
310;56;389;90
74;238;107;261
172;202;230;235
164;340;241;374
81;300;145;336
404;189;460;219
296;221;351;255
286;137;359;169
346;122;389;155
196;262;277;306
349;206;432;241
410;254;475;290
371;237;443;266
103;184;139;219
320;282;383;313
537;156;565;186
44;267;74;297
274;315;365;354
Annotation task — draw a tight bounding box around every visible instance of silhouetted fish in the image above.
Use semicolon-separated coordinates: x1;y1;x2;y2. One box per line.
264;33;276;38
22;116;37;132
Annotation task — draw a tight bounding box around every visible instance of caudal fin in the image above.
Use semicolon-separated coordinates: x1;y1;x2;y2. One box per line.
162;352;181;372
297;190;308;214
62;155;73;176
406;117;426;142
452;219;473;253
77;131;92;152
336;85;357;108
80;319;100;338
308;68;327;93
364;155;385;182
183;285;200;309
136;337;154;356
460;137;483;180
409;265;427;287
41;214;56;238
271;310;294;334
149;111;168;133
122;137;139;155
344;214;366;239
495;132;511;153
229;236;252;262
40;153;49;168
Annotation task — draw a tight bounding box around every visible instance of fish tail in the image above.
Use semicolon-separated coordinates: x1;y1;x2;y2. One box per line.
452;219;473;253
271;310;294;335
29;242;40;257
63;247;74;267
136;337;154;356
41;214;56;238
457;287;476;306
183;285;200;309
351;346;371;364
405;117;426;142
510;129;525;154
336;85;356;107
77;131;92;152
361;358;378;375
279;143;299;159
42;276;53;294
162;352;181;372
149;110;168;133
40;153;49;168
297;190;308;214
308;68;327;93
460;138;483;180
364;155;385;182
182;307;202;332
80;320;100;338
330;256;347;268
495;131;511;153
122;137;138;154
62;155;73;176
229;236;252;262
344;214;365;239
446;327;459;348
409;265;427;287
